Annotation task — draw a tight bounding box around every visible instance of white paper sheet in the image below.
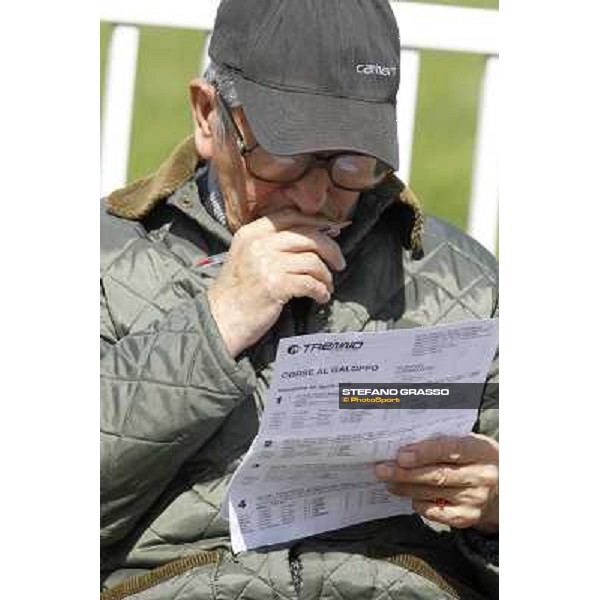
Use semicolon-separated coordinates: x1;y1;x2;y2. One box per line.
224;318;499;552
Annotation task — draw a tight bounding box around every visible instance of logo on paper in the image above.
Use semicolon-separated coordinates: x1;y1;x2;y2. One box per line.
297;341;364;354
287;344;300;355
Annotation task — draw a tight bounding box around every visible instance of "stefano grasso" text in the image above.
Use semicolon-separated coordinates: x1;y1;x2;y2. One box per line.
341;388;450;396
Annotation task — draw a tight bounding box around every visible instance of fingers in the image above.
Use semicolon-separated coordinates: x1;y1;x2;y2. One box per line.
375;462;498;489
394;434;498;468
231;210;348;273
283;252;334;293
411;501;484;529
386;482;491;507
273;228;346;271
247;207;351;237
280;273;331;304
382;475;496;529
374;436;500;531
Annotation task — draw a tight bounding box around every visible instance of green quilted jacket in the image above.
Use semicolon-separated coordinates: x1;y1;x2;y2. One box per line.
100;138;499;600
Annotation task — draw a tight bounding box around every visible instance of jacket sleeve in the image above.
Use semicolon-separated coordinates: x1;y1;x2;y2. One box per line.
454;295;499;598
100;211;256;549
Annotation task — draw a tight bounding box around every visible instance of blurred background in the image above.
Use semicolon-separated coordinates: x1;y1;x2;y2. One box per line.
100;0;498;237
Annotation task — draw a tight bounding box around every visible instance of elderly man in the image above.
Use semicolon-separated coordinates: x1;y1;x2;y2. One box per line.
100;0;499;598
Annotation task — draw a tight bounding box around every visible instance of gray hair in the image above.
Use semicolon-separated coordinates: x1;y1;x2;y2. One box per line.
203;61;242;108
203;62;243;143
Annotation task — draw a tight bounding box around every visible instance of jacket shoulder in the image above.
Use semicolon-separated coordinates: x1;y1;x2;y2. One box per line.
402;215;498;324
421;215;498;285
100;199;148;275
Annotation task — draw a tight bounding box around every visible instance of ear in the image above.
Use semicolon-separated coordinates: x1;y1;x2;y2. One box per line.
189;78;217;160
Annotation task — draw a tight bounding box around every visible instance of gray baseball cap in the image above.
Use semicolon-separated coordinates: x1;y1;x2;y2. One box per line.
209;0;401;170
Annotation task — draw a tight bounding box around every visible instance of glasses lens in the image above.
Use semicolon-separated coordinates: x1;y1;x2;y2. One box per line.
331;155;391;190
246;148;311;182
244;145;391;190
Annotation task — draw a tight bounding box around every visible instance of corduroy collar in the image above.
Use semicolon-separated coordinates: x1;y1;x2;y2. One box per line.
107;136;200;220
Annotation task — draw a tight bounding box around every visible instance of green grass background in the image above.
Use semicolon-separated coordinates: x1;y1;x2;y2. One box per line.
100;0;498;233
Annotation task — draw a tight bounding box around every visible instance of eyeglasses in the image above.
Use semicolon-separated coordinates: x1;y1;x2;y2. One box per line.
215;92;393;192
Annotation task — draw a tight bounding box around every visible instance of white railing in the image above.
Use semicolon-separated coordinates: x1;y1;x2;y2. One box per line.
100;0;498;252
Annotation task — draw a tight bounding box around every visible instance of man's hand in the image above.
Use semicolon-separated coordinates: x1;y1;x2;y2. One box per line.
374;434;499;533
207;208;348;358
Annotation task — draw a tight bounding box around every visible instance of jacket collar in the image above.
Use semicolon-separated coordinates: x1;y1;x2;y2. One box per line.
107;136;200;220
106;135;424;259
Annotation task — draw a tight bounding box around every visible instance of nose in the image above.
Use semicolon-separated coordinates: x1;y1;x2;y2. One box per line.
286;167;332;216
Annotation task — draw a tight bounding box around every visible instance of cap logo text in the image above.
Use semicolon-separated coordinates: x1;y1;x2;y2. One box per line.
356;64;397;77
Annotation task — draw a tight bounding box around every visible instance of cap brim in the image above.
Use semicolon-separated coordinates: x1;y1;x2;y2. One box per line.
234;76;399;171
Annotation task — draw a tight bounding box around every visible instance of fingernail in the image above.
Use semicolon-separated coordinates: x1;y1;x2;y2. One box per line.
397;452;416;467
375;464;393;480
334;257;346;271
322;220;351;231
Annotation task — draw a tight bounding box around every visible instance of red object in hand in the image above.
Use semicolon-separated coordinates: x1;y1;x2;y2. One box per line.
197;252;229;267
435;497;448;508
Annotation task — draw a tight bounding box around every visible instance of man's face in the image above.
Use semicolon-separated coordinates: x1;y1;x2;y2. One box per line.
211;107;361;231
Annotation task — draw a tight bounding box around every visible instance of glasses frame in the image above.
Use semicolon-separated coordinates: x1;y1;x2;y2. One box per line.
214;91;393;192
